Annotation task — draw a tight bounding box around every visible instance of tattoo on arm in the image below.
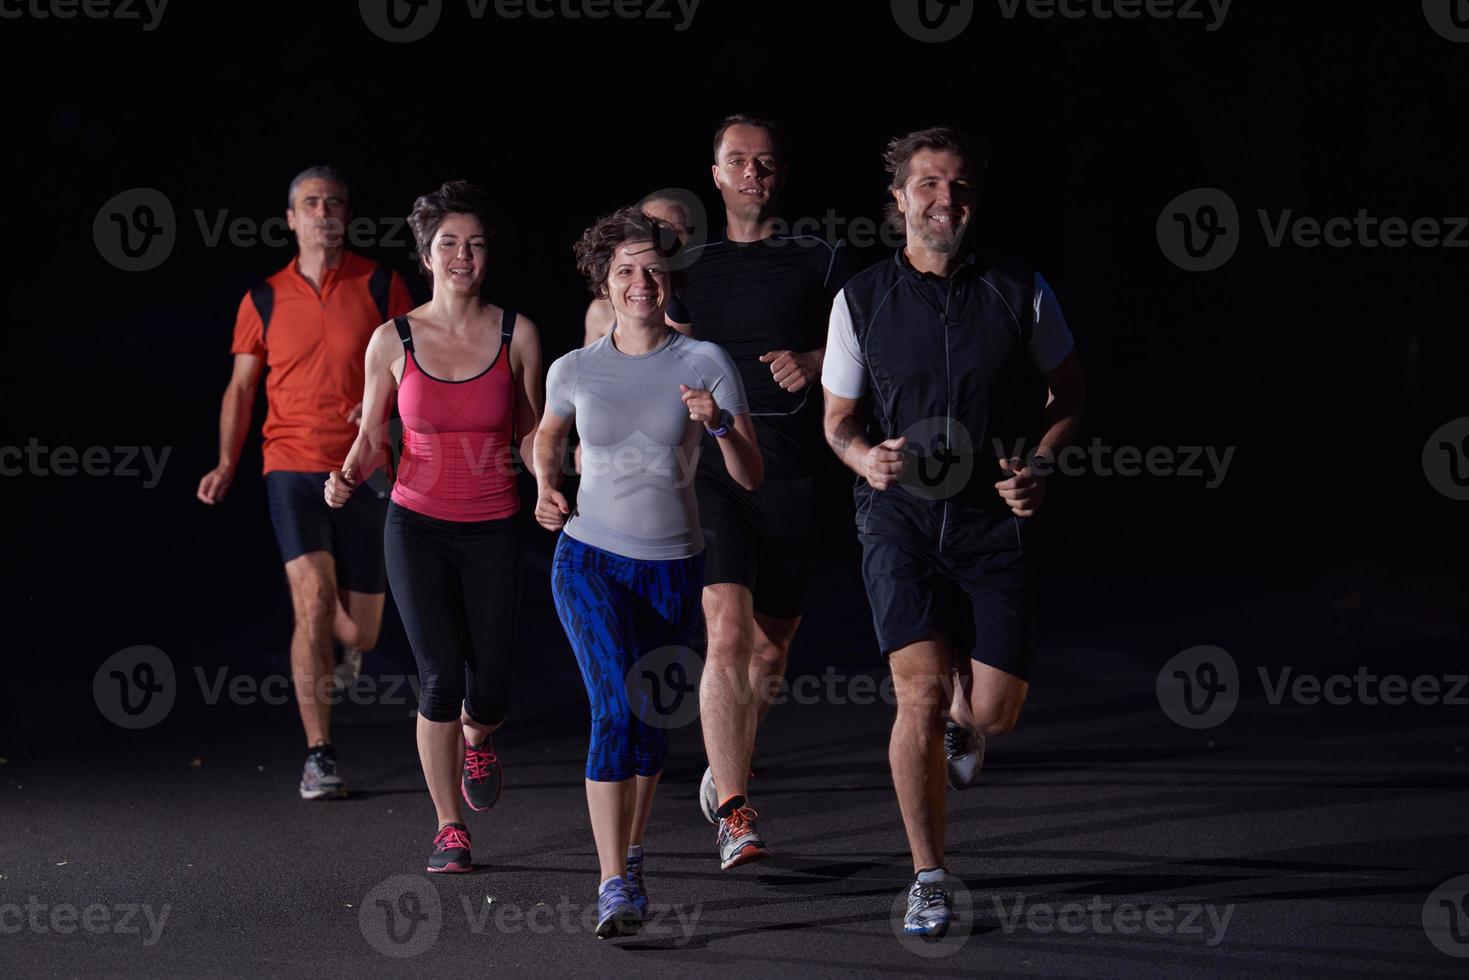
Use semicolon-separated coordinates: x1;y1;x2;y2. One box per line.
830;414;866;462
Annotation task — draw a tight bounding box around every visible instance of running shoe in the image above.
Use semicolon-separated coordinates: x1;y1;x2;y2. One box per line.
595;876;642;939
945;721;985;791
427;823;472;874
461;735;503;812
903;875;953;937
625;852;648;918
717;805;769;870
698;766;719;824
299;746;347;800
333;644;362;684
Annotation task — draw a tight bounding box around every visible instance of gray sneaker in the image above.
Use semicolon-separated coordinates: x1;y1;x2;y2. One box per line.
334;645;362;684
716;805;769;870
299;747;347;800
903;876;953;937
945;722;985;790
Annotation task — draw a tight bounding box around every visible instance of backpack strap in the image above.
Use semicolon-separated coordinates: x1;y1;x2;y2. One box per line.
368;263;394;322
250;283;275;338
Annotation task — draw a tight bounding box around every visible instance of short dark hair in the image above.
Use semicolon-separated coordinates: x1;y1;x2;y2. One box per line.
287;165;349;210
407;180;494;279
573;206;682;298
712;113;784;162
882;126;986;234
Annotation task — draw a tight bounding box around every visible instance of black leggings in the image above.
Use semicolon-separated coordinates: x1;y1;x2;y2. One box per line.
384;502;522;725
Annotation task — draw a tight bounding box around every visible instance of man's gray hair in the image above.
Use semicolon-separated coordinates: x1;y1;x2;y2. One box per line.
287;165;350;209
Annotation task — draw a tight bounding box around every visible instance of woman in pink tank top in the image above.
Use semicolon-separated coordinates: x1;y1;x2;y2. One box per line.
325;181;544;874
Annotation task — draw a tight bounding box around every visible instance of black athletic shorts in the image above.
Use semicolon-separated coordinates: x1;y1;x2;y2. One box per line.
697;472;812;620
265;470;388;594
858;532;1035;681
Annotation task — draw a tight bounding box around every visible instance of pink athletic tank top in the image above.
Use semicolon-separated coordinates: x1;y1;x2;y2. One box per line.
389;312;520;521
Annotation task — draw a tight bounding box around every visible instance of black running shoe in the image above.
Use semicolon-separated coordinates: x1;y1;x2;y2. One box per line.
462;736;503;812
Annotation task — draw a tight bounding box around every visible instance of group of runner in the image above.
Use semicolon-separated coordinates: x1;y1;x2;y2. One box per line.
197;116;1085;941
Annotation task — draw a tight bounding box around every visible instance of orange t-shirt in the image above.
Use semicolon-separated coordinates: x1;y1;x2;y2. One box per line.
231;252;414;474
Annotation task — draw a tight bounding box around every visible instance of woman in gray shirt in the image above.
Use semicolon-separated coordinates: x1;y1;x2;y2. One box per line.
533;207;761;939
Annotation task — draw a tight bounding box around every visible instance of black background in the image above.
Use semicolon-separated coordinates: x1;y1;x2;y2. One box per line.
4;0;1466;726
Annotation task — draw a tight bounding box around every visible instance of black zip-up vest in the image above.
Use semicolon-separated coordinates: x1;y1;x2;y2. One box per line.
844;250;1047;553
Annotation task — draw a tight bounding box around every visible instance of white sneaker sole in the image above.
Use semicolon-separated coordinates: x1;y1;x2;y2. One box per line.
699;766;719;824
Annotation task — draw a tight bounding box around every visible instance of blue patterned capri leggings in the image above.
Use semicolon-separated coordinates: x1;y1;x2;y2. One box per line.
550;533;704;781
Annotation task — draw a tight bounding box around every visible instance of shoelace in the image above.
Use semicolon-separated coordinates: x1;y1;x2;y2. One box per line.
464;743;497;781
722;805;759;837
911;882;950;911
944;725;970;758
435;825;471;851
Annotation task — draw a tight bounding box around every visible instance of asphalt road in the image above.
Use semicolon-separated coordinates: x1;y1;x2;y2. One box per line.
4;529;1467;978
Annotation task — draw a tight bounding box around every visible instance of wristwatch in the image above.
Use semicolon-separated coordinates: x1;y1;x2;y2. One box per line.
705;409;734;438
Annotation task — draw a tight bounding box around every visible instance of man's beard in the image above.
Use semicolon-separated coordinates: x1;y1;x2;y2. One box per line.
910;215;966;252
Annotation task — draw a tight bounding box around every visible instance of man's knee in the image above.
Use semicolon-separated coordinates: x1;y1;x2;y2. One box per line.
286;557;335;626
340;614;382;651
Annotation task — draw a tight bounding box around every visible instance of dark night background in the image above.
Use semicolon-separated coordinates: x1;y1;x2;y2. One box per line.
2;2;1467;976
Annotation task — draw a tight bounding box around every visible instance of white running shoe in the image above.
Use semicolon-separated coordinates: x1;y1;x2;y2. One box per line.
945;722;985;790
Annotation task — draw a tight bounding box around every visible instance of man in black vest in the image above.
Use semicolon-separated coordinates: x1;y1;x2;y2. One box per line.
821;127;1085;937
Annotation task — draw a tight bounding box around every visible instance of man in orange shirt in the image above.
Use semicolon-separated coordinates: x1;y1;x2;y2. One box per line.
197;165;413;799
